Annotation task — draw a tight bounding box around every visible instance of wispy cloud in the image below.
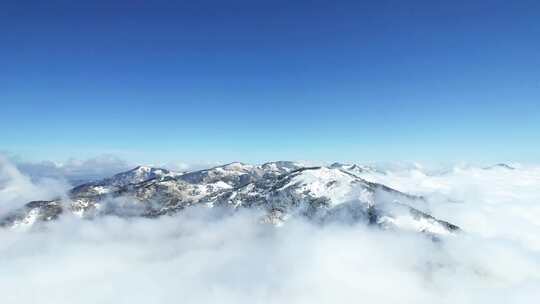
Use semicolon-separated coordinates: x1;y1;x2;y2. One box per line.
13;154;132;183
0;155;69;213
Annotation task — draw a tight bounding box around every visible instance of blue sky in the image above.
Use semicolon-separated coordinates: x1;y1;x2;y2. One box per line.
1;0;539;164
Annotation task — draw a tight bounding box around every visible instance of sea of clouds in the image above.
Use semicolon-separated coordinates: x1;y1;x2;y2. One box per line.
0;156;539;304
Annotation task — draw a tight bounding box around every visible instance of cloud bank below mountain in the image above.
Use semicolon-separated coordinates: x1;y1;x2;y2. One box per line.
0;157;539;304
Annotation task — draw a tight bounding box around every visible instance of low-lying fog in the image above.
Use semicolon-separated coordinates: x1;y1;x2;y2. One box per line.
1;157;539;303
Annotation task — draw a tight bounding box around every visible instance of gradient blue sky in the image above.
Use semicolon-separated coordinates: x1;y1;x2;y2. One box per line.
1;0;539;164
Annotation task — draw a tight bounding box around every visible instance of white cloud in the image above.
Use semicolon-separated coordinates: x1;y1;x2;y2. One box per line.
0;155;69;213
357;165;540;251
14;154;132;183
0;160;539;303
13;155;225;184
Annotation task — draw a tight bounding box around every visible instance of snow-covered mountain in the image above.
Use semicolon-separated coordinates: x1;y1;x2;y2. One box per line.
70;165;179;196
483;163;516;170
0;161;459;236
329;162;384;175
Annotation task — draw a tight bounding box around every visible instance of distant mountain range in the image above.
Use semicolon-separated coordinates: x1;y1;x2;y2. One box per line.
1;161;463;236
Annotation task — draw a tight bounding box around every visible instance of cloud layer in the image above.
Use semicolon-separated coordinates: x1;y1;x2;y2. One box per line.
0;156;69;213
13;155;132;184
0;158;539;303
11;155;225;186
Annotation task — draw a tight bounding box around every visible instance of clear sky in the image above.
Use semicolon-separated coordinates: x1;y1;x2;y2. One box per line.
1;0;539;164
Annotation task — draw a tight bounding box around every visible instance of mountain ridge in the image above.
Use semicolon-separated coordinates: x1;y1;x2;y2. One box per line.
1;161;460;236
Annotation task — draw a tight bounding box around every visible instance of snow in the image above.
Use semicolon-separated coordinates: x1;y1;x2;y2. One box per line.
10;208;40;230
281;167;374;206
211;181;233;189
93;186;110;195
391;215;452;235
